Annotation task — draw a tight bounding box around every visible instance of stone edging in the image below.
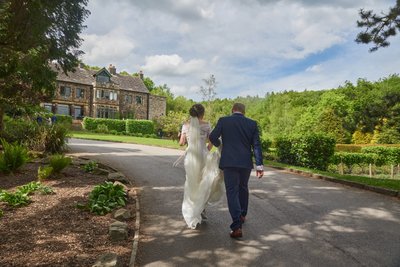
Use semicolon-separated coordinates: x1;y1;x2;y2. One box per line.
268;165;400;199
129;186;140;267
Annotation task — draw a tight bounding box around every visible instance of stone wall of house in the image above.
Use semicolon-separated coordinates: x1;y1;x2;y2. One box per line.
148;95;167;120
133;92;148;120
53;82;92;118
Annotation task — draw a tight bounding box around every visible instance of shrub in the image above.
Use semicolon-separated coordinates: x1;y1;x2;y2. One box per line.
83;161;98;173
361;146;400;165
87;181;127;215
276;133;336;170
95;124;109;134
276;136;297;165
49;154;72;173
83;117;126;132
2;119;69;154
41;124;70;154
54;114;73;125
126;119;154;135
38;166;54;180
0;139;29;174
261;138;272;155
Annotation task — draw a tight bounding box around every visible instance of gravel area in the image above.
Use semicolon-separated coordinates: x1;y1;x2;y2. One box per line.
0;159;136;267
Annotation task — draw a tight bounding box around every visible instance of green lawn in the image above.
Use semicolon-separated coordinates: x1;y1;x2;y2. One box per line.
70;131;183;150
70;131;399;192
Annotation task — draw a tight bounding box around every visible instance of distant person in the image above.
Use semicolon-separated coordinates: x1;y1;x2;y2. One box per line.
209;103;264;238
51;115;57;125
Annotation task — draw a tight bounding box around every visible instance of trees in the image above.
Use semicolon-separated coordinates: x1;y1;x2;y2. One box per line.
356;0;400;51
0;0;90;130
199;74;217;102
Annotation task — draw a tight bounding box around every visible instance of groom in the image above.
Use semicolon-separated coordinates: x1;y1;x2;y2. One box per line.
209;103;264;238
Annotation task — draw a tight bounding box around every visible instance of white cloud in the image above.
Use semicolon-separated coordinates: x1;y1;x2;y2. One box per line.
81;28;135;65
141;54;206;76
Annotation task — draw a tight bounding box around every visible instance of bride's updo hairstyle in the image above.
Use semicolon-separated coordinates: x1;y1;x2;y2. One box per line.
189;104;205;118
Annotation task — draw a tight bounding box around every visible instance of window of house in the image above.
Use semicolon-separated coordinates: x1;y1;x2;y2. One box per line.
60;86;71;97
74;106;83;119
96;72;110;83
57;104;70;116
96;89;117;101
125;95;132;104
44;103;52;112
136;96;143;104
76;88;85;98
96;106;117;119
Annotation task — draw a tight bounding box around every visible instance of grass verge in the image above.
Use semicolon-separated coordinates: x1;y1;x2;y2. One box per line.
265;161;400;191
70;131;182;150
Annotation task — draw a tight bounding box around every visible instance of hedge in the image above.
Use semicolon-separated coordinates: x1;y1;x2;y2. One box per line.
126;119;154;135
276;133;336;171
83;118;126;132
361;146;400;165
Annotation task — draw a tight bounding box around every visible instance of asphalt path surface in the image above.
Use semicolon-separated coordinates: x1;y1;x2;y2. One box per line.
68;138;400;267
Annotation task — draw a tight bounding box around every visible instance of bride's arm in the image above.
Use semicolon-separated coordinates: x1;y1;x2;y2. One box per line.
179;123;188;146
207;141;213;151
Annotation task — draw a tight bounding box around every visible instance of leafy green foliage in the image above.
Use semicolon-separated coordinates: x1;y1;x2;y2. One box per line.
1;119;70;154
83;161;98;173
356;1;400;52
126;120;154;135
38;166;54;180
95;124;109;134
0;182;52;208
87;182;127;215
49;154;72;173
0;191;30;207
0;0;90;131
361;146;400;165
83;117;126;132
276;134;336;171
0;139;29;174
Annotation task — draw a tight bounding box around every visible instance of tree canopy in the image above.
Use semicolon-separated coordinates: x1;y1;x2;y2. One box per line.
356;0;400;51
0;0;90;129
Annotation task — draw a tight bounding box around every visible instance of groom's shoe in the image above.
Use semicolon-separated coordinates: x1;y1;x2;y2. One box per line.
230;228;243;238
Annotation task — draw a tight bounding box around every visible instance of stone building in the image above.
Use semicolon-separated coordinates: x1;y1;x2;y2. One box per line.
43;64;166;120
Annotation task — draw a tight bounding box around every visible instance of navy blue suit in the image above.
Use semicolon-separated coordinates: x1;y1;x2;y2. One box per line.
209;113;263;231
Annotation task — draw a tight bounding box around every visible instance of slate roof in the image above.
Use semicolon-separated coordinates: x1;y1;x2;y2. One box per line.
51;64;149;94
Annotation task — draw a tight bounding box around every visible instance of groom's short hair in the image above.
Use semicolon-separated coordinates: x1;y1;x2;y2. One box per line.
232;103;245;114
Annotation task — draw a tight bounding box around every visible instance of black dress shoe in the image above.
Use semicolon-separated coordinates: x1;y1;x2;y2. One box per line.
230;228;243;238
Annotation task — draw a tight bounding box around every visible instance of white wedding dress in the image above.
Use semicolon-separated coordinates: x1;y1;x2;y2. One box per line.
181;117;225;229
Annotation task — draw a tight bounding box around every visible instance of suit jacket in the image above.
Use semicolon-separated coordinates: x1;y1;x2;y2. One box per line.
209;113;263;170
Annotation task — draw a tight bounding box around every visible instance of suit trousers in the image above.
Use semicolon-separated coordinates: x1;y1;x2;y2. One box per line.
223;167;251;230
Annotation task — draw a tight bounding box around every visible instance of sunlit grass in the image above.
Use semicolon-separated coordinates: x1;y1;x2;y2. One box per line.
70;131;182;150
265;161;400;191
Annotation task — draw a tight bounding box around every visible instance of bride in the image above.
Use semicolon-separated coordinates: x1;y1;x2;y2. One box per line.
178;104;225;229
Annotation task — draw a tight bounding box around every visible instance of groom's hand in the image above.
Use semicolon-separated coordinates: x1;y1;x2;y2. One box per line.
256;165;264;179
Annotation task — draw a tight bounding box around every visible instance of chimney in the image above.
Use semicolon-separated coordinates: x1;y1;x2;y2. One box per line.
108;64;116;75
139;70;144;80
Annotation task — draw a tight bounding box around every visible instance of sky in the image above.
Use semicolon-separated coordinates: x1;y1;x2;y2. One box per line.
80;0;400;101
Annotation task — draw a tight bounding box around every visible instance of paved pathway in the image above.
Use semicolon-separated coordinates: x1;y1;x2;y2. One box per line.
68;138;400;267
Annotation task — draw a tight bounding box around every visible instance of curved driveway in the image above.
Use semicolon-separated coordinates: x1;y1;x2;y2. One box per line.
68;138;400;267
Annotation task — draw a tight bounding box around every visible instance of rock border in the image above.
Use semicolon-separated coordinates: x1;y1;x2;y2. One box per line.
268;165;400;199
